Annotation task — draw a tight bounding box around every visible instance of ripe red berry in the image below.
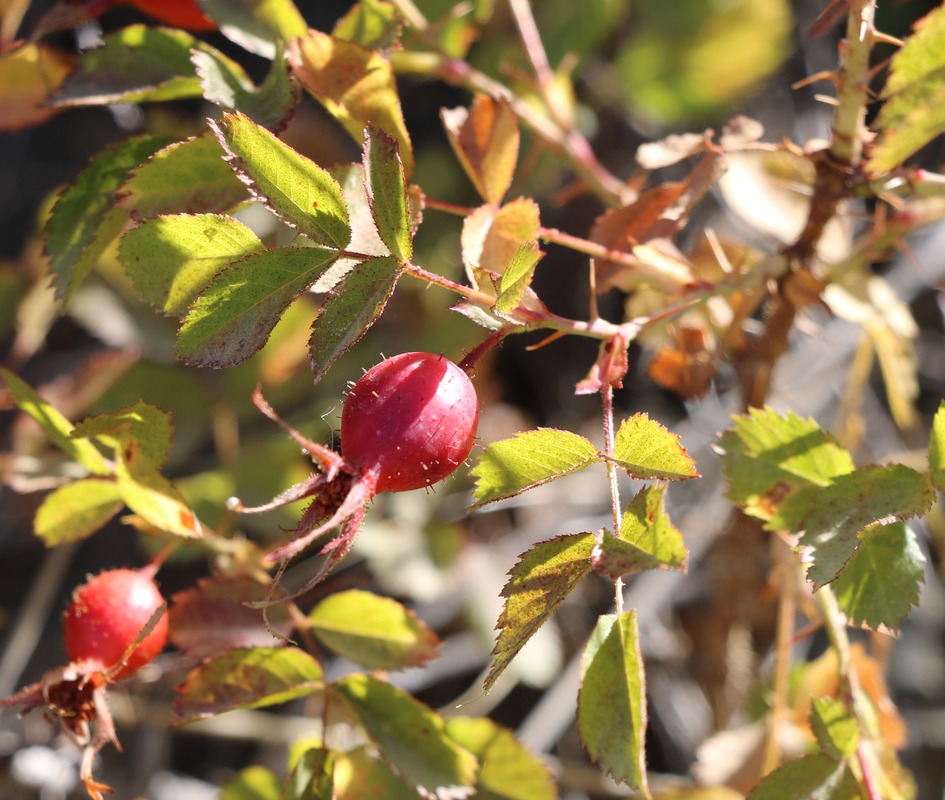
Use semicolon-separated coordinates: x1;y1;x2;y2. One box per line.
125;0;217;30
63;568;168;680
341;352;479;494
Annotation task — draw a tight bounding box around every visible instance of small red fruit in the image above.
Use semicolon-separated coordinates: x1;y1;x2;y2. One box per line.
63;568;168;680
341;352;480;493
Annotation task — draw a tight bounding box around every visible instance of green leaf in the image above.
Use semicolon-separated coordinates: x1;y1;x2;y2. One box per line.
307;589;439;670
495;242;542;316
72;401;174;473
0;367;109;474
290;30;414;176
53;25;202;106
486;532;596;691
578;611;647;793
332;747;417;800
191;42;299;131
333;0;402;49
210;112;350;248
594;484;688;579
441;94;520;206
199;0;308;59
177;246;339;368
832;521;925;631
285;747;334;800
470;428;600;508
175;646;324;722
930;401;945;494
33;478;123;546
119;213;265;315
799;465;934;588
747;754;843;800
810;697;858;760
363;125;412;263
118;133;248;220
461;198;541;280
869;4;945;174
45;134;173;301
331;674;477;799
717;408;855;525
220;766;283;800
445;717;557;800
72;402;201;537
612;413;699;481
308;255;403;384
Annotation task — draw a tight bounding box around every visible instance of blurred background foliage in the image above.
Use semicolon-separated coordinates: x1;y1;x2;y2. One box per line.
2;0;945;798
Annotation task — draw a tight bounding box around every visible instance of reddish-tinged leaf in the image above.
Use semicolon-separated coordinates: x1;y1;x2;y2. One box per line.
442;94;520;205
461;198;540;285
485;532;596;691
330;674;477;799
169;576;293;659
290;30;414;176
578;611;647;792
307;589;439;670
0;43;72;132
174;646;324;723
576;333;629;395
591;149;722;292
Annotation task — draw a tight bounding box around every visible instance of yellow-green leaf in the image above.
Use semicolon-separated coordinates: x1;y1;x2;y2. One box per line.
33;478;123;546
470;428;601;508
612;413;699;481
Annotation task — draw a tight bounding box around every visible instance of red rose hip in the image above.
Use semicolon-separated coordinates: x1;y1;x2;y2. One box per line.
63;568;168;680
341;352;479;493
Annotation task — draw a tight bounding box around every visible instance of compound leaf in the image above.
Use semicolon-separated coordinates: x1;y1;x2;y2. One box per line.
331;674;477;800
486;532;596;691
612;413;699;481
211;112;350;248
470;428;600;508
178;246;339;368
578;611;647;793
119;213;264;315
307;589;439;671
495;242;542;316
832;521;925;632
175;646;324;722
